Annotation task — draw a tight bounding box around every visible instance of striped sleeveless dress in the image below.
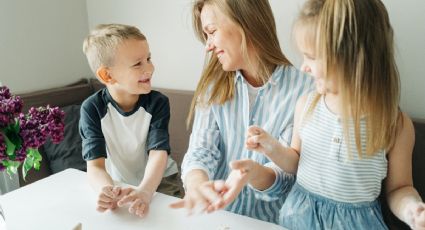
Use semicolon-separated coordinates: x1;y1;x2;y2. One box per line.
280;94;388;229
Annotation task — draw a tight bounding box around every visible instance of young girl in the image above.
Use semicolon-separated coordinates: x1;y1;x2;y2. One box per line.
222;0;425;229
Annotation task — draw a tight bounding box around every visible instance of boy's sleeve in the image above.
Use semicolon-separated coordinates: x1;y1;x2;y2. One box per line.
147;94;171;154
79;99;107;160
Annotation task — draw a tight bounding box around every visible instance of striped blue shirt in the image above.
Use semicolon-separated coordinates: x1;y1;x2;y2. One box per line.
297;94;387;202
181;65;314;223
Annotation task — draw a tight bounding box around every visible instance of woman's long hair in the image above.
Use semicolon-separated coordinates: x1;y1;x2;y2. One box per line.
187;0;291;126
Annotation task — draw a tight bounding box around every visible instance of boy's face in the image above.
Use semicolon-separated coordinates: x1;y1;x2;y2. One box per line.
108;38;154;95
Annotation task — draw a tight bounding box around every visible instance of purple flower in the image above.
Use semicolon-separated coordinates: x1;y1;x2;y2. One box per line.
0;87;11;100
0;86;65;174
0;86;23;128
18;106;65;149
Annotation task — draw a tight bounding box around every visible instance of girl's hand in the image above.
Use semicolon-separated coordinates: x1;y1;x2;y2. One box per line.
117;187;153;218
405;202;425;229
169;180;226;214
246;126;279;156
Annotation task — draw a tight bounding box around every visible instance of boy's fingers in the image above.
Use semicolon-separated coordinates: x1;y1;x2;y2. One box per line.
99;193;115;203
169;200;185;209
129;199;143;214
102;186;116;198
136;203;147;217
118;194;135;207
97;200;111;208
112;186;121;196
96;206;107;212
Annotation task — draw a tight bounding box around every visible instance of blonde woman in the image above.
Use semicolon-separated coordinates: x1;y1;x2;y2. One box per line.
224;0;425;229
170;0;313;223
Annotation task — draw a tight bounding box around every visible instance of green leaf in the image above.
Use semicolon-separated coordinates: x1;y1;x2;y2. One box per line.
3;122;22;151
21;148;43;180
3;134;16;157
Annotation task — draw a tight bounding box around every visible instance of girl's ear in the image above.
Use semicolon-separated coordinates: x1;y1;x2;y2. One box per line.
96;66;116;84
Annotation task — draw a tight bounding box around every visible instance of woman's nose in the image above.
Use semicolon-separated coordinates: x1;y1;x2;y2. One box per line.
205;36;214;52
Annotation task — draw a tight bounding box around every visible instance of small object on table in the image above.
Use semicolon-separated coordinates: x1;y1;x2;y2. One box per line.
72;223;82;230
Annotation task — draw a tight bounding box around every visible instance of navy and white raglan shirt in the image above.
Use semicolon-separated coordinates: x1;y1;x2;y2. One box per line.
79;88;178;186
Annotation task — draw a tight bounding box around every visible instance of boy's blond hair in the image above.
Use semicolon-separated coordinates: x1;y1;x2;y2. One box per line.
83;24;146;73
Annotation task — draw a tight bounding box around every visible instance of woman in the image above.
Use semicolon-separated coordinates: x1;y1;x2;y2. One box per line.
170;0;313;223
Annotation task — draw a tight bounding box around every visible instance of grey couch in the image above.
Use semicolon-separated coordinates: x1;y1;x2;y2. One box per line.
17;79;424;229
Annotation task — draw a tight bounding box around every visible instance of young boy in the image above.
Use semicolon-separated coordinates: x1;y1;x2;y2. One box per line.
80;24;179;218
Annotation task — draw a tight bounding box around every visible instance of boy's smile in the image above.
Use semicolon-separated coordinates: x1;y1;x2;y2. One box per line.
109;38;154;96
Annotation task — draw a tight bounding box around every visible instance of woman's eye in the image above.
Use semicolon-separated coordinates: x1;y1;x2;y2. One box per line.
133;62;141;67
147;57;152;62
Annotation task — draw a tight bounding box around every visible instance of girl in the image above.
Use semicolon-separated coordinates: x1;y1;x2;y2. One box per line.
224;0;425;229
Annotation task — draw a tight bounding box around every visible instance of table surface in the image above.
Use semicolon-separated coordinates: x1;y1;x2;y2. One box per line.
0;169;285;230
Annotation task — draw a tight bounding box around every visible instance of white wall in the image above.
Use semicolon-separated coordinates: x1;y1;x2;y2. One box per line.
0;0;92;94
86;0;425;119
86;0;205;92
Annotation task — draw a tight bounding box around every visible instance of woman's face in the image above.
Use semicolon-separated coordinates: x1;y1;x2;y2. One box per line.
200;4;245;71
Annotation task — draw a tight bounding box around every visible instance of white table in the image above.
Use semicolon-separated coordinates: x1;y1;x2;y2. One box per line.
0;169;285;230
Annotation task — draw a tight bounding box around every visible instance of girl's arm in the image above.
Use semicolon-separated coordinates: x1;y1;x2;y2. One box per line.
245;94;307;174
386;112;425;229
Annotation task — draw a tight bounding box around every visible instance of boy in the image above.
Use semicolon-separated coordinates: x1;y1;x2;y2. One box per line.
80;24;179;218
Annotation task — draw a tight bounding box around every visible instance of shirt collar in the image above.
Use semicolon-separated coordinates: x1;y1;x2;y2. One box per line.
234;65;284;87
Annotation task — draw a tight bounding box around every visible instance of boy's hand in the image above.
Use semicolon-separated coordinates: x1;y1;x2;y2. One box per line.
169;180;226;214
246;126;279;156
96;185;121;212
405;202;425;229
117;188;153;218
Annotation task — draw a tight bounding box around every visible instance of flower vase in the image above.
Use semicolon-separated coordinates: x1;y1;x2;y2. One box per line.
0;204;6;230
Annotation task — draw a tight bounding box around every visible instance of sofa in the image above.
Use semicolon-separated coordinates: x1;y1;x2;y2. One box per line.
16;79;424;229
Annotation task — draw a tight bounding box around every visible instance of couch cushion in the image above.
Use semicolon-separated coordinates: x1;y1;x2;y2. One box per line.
412;119;425;199
42;104;86;173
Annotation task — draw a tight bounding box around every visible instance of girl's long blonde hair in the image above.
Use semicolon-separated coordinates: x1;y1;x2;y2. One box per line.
298;0;400;156
187;0;291;126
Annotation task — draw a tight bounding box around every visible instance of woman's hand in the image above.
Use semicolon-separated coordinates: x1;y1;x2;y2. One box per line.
170;180;226;214
219;159;258;208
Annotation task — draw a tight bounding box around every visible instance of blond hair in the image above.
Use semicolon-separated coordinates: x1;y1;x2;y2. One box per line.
83;24;146;73
187;0;291;125
296;0;400;156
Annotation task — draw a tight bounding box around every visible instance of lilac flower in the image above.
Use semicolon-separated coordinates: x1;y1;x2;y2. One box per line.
0;86;65;175
0;98;23;128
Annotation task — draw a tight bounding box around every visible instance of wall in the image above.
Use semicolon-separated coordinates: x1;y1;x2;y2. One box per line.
0;0;92;94
86;0;425;118
2;0;423;118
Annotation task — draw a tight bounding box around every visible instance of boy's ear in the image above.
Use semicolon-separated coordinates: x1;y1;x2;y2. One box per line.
96;66;116;84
